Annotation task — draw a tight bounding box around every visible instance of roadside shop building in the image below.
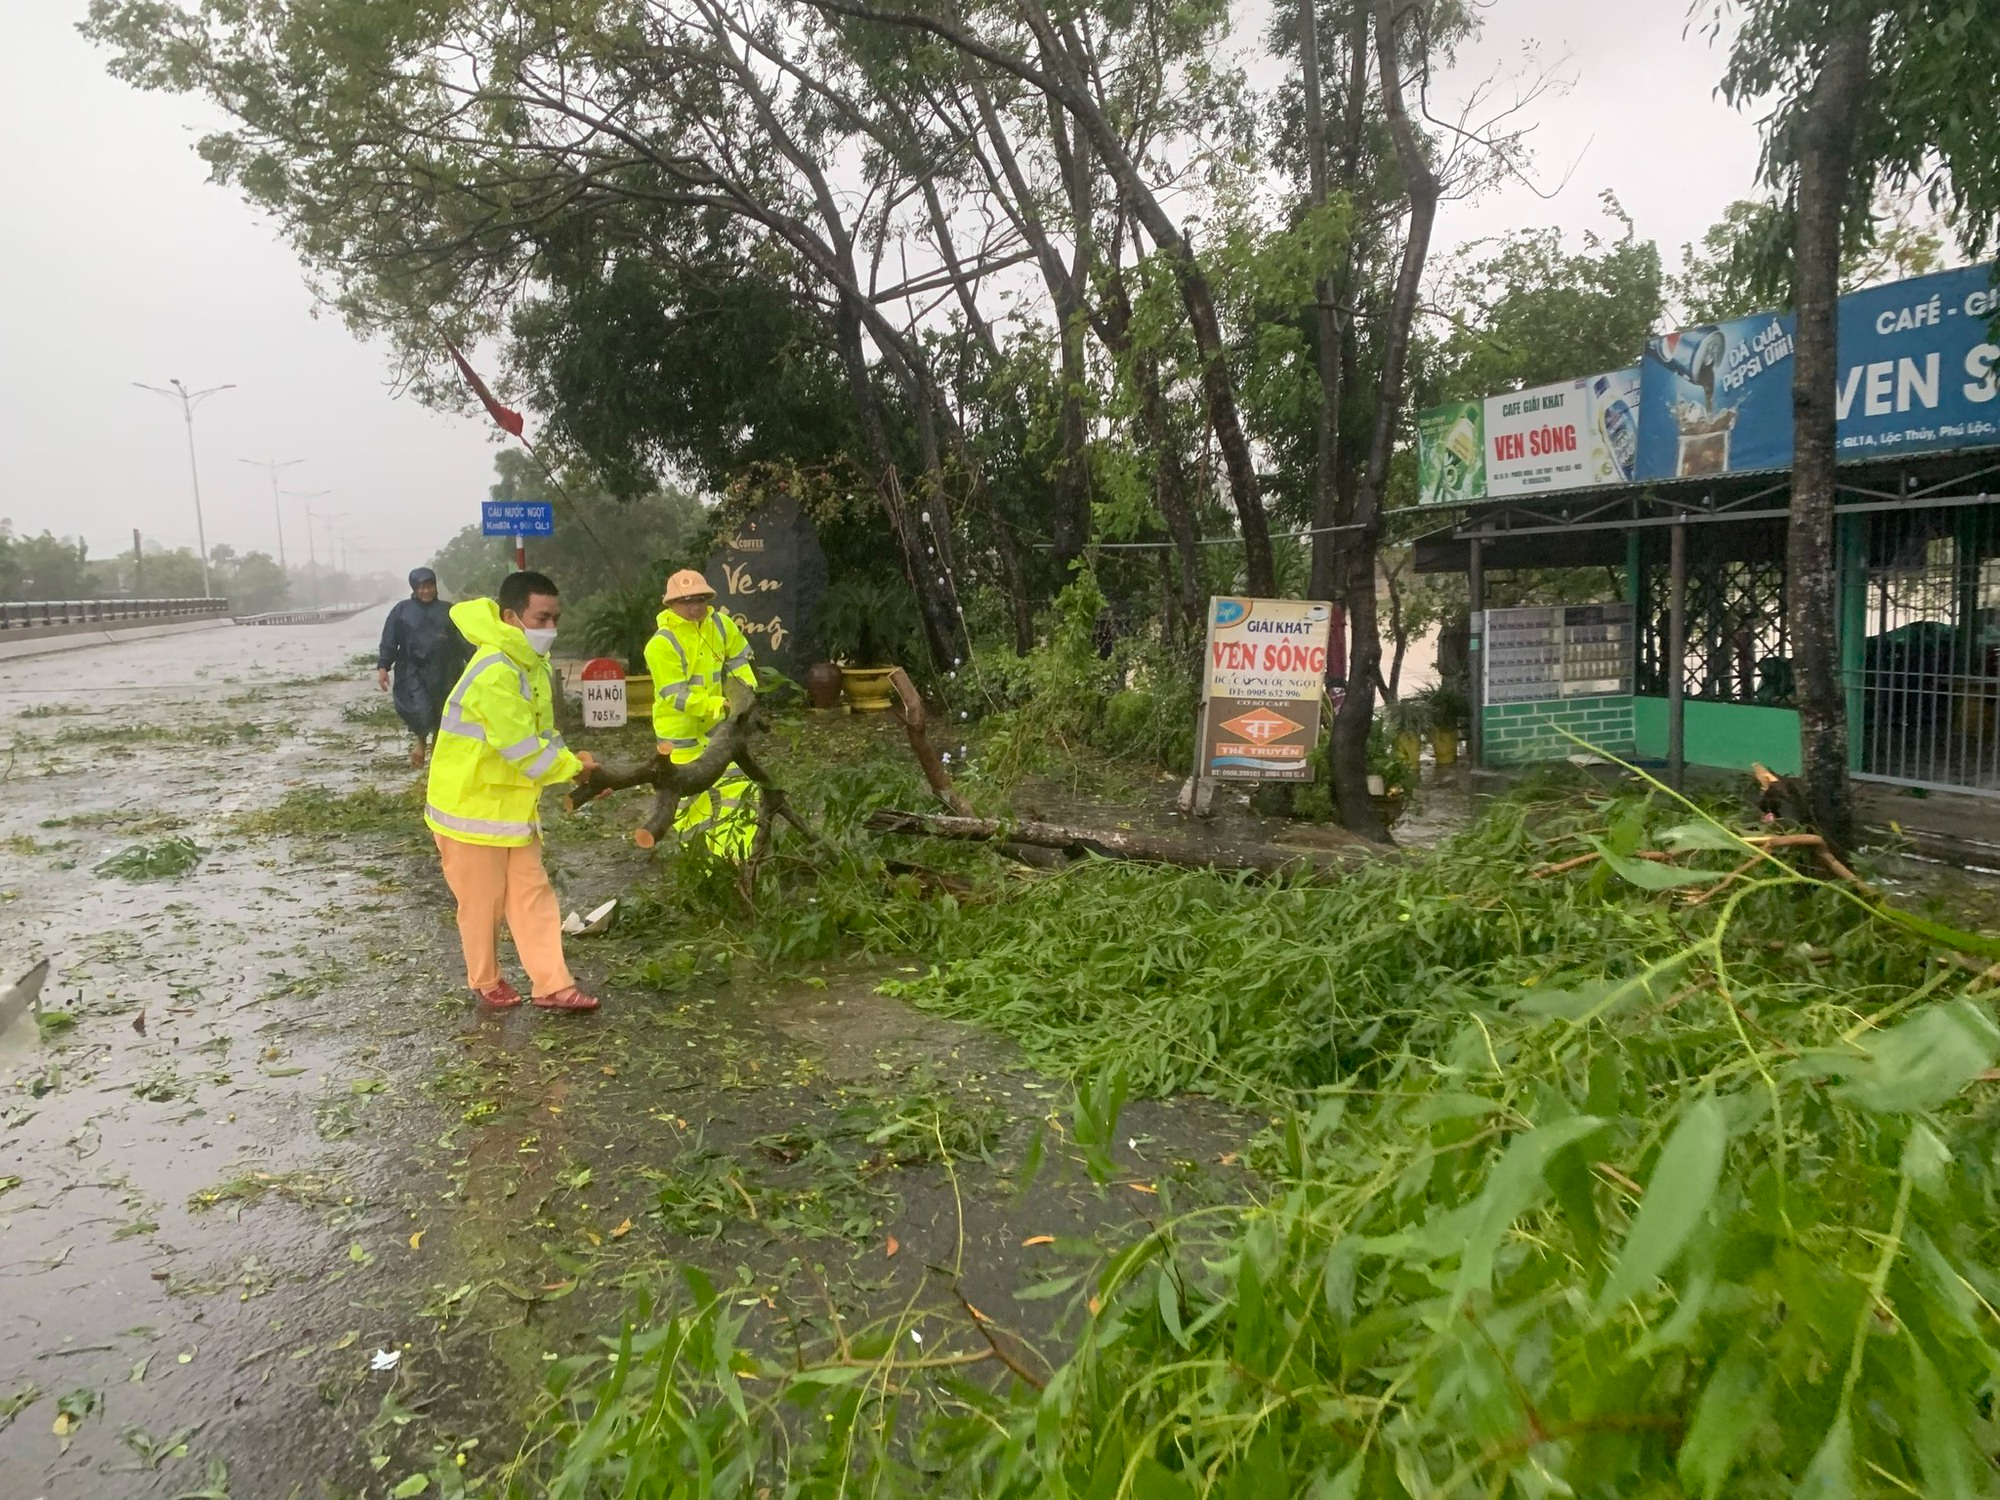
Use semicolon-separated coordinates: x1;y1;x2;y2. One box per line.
1412;262;2000;799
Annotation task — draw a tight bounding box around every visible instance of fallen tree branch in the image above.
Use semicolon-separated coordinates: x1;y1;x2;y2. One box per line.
566;681;814;853
886;667;975;816
865;808;1369;874
1531;849;1684;879
1530;832;1869;892
1681;854;1764;907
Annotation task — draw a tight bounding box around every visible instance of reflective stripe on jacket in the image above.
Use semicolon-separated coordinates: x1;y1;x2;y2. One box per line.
424;598;583;847
644;606;756;754
675;772;758;860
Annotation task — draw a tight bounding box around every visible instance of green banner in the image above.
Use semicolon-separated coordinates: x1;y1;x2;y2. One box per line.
1417;400;1485;506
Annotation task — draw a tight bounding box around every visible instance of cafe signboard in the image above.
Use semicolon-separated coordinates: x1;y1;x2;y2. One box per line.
1198;597;1337;781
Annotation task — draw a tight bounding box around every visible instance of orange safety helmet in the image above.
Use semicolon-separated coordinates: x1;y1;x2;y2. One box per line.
663;569;715;603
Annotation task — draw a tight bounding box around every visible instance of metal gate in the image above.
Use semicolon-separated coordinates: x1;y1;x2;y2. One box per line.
1858;503;2000;794
1635;519;1791;706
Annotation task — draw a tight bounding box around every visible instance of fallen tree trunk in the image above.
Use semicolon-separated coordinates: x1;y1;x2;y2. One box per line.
865;808;1371;875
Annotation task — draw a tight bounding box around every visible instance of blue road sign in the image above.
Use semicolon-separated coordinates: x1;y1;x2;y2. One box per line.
481;500;554;537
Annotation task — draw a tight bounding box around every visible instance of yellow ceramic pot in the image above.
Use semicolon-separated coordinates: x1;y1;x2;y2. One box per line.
840;665;897;712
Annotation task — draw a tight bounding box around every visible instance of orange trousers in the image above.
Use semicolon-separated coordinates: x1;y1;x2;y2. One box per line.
434;834;575;997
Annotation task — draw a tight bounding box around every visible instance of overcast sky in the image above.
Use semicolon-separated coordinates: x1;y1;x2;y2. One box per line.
0;1;1768;570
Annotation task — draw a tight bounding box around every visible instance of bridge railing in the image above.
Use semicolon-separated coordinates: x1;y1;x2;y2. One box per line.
0;598;232;631
234;605;373;626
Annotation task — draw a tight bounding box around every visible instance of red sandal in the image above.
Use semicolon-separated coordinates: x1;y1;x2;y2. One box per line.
474;979;523;1008
533;986;600;1012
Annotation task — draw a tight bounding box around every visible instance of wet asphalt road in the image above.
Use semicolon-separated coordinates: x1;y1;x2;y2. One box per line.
0;613;474;1498
0;614;1259;1499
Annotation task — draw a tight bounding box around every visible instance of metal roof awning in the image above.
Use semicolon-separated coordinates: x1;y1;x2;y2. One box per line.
1408;449;2000;574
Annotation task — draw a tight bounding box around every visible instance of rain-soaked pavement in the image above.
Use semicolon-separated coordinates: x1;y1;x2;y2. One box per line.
0;615;1255;1498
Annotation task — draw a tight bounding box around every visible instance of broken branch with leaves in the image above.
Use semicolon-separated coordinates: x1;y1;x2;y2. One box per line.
565;681;812;851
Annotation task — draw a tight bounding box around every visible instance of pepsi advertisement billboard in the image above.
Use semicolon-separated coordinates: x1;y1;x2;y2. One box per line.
1637;311;1798;480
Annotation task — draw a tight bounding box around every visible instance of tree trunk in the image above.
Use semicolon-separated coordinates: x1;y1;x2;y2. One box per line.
961;71;1094;589
1789;21;1870;852
1098;260;1203;630
821;0;1277;594
1013;0;1276;595
916;176;1037;652
1330;0;1440;844
1050;312;1092;577
981;472;1037;656
1049;95;1094;576
1138;353;1204;629
1381;551;1408;699
865;807;1371;873
1303;0;1365;605
833;299;958;670
1177;266;1277;596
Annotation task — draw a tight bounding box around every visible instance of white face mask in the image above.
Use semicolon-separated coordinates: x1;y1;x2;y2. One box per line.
522;627;558;656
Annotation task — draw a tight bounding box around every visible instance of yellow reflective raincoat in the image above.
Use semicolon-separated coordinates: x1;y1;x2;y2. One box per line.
644;605;758;857
424;599;583;847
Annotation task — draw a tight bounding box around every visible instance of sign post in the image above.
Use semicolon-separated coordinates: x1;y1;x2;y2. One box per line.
481;501;555;571
1187;598;1336;813
579;657;629;729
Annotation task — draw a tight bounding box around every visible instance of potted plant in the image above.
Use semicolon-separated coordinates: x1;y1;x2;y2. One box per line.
818;575;916;711
1412;681;1467;767
575;586;660;706
1381;695;1432;772
1363;718;1413;826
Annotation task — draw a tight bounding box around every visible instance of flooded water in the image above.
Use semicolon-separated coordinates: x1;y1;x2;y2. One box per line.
0;617;1255;1498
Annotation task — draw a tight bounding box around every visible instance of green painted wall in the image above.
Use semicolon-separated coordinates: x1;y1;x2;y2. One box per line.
1633;697;1800;774
1482;695;1802;773
1482;695;1635;765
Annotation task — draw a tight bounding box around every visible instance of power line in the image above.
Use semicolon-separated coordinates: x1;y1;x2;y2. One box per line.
1030;523;1366;553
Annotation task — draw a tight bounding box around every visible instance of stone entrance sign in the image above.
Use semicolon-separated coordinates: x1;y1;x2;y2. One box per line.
703;491;827;680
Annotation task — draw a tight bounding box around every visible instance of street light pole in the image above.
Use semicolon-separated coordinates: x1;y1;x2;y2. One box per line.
321;513;348;606
239;458;303;572
135;378;234;598
284;488;331;607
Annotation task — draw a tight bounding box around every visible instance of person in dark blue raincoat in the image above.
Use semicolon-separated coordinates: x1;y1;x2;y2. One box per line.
377;568;470;767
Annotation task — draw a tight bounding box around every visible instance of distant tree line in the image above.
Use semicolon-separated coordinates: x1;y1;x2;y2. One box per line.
0;519;385;614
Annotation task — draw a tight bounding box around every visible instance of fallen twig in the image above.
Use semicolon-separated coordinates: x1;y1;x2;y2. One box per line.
1682;855;1764;907
1593;1161;1644;1197
1530;849;1684;879
952;1286;1046;1390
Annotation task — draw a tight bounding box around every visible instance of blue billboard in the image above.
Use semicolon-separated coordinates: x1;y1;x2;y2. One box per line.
1634;263;2000;484
481;500;554;537
1835;263;2000;460
1637;310;1798;480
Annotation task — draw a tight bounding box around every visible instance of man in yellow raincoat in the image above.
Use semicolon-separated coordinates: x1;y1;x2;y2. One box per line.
644;569;759;858
426;570;601;1011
